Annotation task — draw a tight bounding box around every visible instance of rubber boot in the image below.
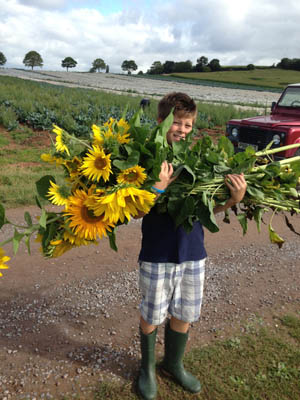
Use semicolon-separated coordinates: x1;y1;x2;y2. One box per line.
137;328;158;400
161;320;201;393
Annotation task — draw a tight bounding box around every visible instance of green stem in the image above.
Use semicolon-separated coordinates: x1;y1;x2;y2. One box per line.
255;143;300;157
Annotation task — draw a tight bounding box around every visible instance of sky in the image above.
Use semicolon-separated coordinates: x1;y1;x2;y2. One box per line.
0;0;299;73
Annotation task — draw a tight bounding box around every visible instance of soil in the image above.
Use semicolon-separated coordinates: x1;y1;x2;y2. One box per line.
0;128;300;400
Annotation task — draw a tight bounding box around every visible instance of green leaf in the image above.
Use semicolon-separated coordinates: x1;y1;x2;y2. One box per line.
253;206;265;233
36;175;56;200
24;235;31;255
155;111;173;148
289;187;298;197
108;229;118;251
237;213;248;235
39;209;47;229
0;203;6;229
113;149;140;170
246;185;265;200
13;228;25;255
35;195;42;209
173;197;195;227
24;211;33;226
217;136;234;157
195;201;219;233
129;108;142;127
268;223;285;248
173;164;196;184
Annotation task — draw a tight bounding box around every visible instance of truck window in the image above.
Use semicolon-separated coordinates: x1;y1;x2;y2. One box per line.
278;87;300;107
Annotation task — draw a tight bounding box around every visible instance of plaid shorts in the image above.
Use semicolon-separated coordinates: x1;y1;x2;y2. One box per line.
139;259;206;325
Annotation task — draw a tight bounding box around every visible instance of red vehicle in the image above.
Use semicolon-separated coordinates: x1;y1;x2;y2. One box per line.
226;83;300;158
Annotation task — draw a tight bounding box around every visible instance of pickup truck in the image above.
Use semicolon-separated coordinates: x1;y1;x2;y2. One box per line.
226;83;300;158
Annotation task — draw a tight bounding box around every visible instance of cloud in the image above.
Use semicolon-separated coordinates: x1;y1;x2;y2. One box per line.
17;0;67;10
1;0;300;72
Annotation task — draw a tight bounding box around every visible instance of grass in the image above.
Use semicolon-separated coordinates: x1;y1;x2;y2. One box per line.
90;311;300;400
0;164;65;207
169;68;300;90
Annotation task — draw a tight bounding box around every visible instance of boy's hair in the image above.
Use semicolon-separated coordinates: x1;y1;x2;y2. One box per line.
157;92;197;122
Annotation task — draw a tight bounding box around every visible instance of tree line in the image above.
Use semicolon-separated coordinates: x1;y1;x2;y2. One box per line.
0;50;138;74
1;50;298;74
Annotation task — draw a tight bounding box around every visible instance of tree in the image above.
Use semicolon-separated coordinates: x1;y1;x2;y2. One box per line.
195;56;208;72
23;51;43;70
162;60;175;74
0;52;7;66
61;57;77;72
92;58;106;72
148;61;163;75
208;58;221;71
121;60;138;74
173;60;193;73
247;64;255;70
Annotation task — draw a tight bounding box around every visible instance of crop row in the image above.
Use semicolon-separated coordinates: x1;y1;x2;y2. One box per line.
0;75;259;137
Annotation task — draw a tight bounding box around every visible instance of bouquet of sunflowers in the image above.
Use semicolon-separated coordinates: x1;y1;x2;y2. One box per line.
0;110;173;261
0;109;300;276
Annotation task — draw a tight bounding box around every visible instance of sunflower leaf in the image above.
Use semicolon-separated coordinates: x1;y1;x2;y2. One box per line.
39;209;47;229
13;228;25;255
36;175;56;200
268;223;285;248
24;211;33;227
108;230;118;252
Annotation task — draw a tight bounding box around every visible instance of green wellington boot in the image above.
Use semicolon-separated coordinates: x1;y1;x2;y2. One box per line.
161;320;201;393
137;328;158;400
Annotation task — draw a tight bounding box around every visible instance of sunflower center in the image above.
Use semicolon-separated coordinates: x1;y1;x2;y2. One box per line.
81;205;104;223
126;172;138;182
94;156;107;170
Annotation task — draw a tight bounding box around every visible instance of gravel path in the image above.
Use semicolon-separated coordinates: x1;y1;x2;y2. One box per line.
0;68;280;106
0;206;299;399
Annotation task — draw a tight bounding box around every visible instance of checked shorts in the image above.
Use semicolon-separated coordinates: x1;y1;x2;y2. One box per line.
139;259;206;325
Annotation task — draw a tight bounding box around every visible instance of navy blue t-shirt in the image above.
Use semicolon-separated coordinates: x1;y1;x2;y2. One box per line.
138;207;207;263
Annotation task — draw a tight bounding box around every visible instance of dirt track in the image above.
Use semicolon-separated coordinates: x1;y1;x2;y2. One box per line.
0;205;299;399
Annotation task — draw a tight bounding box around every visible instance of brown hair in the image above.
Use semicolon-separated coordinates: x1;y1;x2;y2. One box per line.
157;92;197;122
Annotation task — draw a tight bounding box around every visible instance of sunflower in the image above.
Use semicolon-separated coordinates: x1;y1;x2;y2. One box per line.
80;145;112;182
117;165;147;187
64;189;114;240
0;247;10;277
92;120;130;146
53;124;70;156
48;239;74;258
63;230;97;246
47;181;69;206
63;156;82;179
91;186;155;224
41;153;65;166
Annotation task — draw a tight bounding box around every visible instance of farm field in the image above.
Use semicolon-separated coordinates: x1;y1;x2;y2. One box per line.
171;68;300;90
0;68;281;105
0;73;299;400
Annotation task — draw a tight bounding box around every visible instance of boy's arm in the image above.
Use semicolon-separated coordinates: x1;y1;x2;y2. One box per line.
213;173;247;214
133;161;174;219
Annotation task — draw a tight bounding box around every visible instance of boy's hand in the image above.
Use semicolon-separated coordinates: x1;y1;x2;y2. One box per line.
154;161;175;191
213;173;247;214
225;173;247;206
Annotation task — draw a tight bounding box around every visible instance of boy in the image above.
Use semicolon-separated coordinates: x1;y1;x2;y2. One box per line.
137;92;247;400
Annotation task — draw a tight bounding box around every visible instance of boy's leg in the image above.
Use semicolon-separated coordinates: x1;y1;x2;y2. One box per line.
161;259;205;393
169;316;189;333
140;316;157;334
161;318;201;393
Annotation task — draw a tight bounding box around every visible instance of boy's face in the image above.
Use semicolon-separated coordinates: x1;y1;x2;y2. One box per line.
158;115;194;145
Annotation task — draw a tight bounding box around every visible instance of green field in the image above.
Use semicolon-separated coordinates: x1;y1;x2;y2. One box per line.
169;68;300;90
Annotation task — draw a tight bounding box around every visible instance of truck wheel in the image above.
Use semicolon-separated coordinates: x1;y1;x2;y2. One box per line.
296;148;300;156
